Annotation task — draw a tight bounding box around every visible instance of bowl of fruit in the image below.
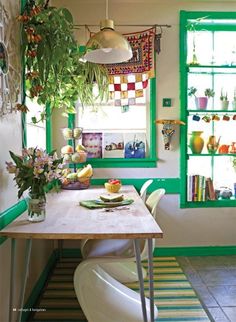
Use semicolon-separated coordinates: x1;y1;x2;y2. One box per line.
104;179;122;193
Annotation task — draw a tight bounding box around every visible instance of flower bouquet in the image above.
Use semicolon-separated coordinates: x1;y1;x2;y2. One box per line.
6;147;63;222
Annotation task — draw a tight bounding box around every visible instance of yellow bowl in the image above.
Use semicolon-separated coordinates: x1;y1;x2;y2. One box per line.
104;182;122;193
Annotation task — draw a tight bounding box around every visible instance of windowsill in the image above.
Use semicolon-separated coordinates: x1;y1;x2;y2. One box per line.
69;157;157;168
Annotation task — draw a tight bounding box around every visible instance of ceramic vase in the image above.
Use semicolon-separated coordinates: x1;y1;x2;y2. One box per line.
28;196;46;222
189;131;204;154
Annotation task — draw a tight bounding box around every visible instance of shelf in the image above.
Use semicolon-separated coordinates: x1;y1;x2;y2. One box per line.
188;153;236;157
181;199;236;208
188;64;236;69
187;109;236;114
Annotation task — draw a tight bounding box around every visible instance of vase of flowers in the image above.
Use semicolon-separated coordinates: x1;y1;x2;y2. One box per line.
6;147;62;222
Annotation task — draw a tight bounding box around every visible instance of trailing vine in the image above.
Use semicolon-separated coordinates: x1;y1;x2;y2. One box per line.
17;0;108;122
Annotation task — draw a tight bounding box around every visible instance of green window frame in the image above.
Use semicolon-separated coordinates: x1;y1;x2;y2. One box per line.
68;76;157;168
180;10;236;208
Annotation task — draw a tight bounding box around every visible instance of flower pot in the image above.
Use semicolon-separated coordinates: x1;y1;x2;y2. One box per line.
232;101;236;110
220;100;229;110
195;97;208;110
189;131;204;154
28;197;46;222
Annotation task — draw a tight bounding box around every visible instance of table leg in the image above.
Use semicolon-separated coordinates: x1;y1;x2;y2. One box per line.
17;239;32;322
147;238;154;322
9;238;16;322
134;239;148;322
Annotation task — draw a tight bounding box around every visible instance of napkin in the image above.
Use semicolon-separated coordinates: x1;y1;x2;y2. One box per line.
79;199;134;209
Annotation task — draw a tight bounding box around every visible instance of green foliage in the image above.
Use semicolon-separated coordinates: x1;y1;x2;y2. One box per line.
19;0;108;122
204;88;215;98
188;86;214;98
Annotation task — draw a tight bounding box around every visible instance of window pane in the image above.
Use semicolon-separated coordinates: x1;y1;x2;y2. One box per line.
25;97;46;149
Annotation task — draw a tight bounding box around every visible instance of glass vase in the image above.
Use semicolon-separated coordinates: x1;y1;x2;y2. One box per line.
28;196;46;222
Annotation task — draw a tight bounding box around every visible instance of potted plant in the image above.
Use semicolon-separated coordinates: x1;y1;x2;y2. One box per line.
16;0;109;122
188;86;215;110
220;89;229;110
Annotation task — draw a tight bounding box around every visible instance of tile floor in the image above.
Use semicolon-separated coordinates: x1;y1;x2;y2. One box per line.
177;256;236;322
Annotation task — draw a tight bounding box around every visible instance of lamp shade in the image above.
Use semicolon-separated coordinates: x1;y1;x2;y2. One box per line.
84;19;133;64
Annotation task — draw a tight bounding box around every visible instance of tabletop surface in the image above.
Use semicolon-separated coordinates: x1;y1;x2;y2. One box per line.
0;185;163;240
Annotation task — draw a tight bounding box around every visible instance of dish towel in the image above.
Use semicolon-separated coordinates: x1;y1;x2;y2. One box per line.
79;199;134;209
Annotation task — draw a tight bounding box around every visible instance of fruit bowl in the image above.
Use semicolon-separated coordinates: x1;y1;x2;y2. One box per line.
104;182;122;193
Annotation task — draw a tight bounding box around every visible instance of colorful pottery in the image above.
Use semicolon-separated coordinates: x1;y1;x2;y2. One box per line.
189;131;204;154
207;135;221;153
195;97;208;110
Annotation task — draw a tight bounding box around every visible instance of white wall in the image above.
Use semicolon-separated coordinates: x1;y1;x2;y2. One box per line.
0;1;54;321
51;0;236;247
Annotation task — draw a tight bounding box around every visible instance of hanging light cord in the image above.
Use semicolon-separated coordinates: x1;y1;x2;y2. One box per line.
106;0;108;20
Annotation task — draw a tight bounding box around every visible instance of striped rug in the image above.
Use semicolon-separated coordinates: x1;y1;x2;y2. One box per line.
29;257;210;322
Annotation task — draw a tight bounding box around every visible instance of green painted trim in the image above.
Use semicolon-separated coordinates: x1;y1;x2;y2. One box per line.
179;10;188;207
81;158;157;168
91;178;180;194
21;251;58;322
150;77;157;160
57;248;82;258
0;199;27;246
180;199;236;208
46;103;52;153
21;0;27;148
154;246;236;257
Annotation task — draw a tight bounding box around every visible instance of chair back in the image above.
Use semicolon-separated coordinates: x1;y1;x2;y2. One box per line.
140;179;153;202
146;188;165;220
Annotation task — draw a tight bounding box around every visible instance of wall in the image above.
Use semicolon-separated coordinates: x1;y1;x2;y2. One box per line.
0;1;54;321
51;0;236;247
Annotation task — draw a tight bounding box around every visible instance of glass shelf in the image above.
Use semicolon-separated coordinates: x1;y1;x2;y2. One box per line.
187;109;236;114
188;153;236;157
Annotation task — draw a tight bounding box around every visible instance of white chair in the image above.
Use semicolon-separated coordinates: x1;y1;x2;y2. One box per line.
80;188;165;283
140;179;153;202
74;258;158;322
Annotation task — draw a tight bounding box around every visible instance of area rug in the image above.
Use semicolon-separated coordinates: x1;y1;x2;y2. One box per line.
29;257;210;322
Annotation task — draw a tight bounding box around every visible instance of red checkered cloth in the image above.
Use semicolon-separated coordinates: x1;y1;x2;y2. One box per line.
106;27;155;106
109;74;148;106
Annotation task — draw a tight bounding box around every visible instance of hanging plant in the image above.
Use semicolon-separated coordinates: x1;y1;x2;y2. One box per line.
17;0;108;122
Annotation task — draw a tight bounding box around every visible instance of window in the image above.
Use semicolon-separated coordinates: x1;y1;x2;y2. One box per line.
180;11;236;208
70;77;157;168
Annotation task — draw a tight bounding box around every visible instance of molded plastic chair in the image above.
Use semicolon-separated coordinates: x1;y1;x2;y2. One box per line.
140;179;153;202
80;188;165;283
73;258;158;322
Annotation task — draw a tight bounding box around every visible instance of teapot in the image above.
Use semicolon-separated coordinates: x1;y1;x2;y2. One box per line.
207;135;221;154
219;187;232;199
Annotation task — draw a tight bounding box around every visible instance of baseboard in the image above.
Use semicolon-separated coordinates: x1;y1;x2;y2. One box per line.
153;245;236;257
21;250;58;322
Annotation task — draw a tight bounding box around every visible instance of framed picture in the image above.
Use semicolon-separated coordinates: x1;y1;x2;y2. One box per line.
124;133;146;158
103;133;124;158
82;132;103;158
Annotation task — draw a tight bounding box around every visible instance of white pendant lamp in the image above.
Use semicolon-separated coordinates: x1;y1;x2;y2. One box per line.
84;0;133;64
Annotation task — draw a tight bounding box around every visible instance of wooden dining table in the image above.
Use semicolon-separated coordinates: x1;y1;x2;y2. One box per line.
0;185;163;322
